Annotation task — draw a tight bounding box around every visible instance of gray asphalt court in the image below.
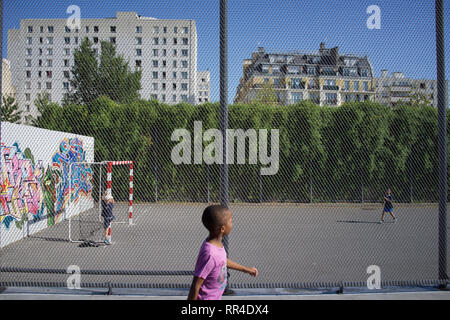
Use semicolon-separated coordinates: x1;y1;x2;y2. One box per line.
0;203;449;290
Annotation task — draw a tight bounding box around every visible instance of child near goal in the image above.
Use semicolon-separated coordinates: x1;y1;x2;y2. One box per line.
101;192;115;245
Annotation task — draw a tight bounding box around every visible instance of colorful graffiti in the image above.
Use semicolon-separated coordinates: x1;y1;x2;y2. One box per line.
0;138;92;230
52;138;92;224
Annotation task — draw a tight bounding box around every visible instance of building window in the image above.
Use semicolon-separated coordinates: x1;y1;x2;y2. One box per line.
136;49;142;56
344;81;350;91
94;26;99;33
181;95;188;102
153;60;159;67
162;49;167;57
37;82;42;89
173;83;177;90
74;37;79;44
64;48;70;56
136;37;142;45
162;83;166;90
26;105;31;112
183;27;188;34
173;38;178;45
47;48;53;56
181;83;188;91
65;37;71;44
325;93;337;105
162;60;167;68
182;72;188;79
110;26;116;33
39;37;43;44
173;72;177;79
287;66;300;74
46;59;53;67
27;37;33;45
363;81;369;91
47;37;53;45
182;61;188;68
153;49;159;57
65;26;71;33
153;72;158;79
153;26;159;34
173;61;177;68
153;37;159;45
354;81;359;91
153;83;158;90
110;37;116;44
291;78;303;89
28;26;33;33
291;92;303;104
360;68;369;77
85;26;90;33
47;71;52;78
162;94;166;102
26;82;32;90
343;68;357;77
307;67;316;75
26;94;31;101
46;82;52;90
136;60;142;68
26;60;32;67
163;26;167;33
64;71;70;78
26;48;33;56
136;26;142;33
162;72;167;79
262;66;270;74
173;49;178;56
63;82;70;90
172;95;177;102
174;27;178;34
26;71;32;78
48;26;54;33
163;38;167;45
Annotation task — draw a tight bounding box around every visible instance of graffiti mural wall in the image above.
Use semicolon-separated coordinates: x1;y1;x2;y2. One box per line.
0;122;94;248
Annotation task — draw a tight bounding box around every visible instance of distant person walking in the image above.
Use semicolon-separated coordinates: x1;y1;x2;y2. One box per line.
380;188;397;224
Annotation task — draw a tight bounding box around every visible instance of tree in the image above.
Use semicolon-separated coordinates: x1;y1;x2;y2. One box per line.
253;82;280;106
63;38;142;105
1;95;22;123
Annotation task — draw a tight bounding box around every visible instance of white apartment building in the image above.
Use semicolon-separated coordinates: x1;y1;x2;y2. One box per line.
375;70;441;107
2;59;16;99
197;70;210;104
7;11;210;119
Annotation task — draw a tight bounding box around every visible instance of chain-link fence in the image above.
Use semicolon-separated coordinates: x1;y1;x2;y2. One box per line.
0;0;448;291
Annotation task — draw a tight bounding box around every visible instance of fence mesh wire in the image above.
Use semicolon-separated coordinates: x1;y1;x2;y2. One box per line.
0;0;448;291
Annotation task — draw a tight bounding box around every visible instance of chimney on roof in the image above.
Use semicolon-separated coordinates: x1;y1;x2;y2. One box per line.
381;70;389;78
320;42;326;51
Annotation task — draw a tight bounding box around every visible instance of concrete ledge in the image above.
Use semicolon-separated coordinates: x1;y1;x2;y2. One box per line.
1;286;449;300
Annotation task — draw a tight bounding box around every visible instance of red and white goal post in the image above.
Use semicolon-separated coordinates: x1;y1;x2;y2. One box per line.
105;161;134;226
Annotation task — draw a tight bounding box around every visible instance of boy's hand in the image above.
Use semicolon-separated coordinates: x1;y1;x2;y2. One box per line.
246;267;258;277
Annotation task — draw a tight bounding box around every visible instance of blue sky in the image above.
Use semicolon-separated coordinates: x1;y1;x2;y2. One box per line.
2;0;449;103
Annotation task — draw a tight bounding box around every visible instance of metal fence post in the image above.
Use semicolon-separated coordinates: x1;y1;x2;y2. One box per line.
220;0;231;291
436;0;448;287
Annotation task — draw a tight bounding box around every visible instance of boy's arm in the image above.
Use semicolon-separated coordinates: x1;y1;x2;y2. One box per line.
187;276;204;300
227;259;258;277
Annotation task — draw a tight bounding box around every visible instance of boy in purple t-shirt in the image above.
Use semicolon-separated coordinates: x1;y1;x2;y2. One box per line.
188;205;258;300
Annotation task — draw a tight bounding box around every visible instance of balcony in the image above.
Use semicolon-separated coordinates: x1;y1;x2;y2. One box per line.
323;85;339;91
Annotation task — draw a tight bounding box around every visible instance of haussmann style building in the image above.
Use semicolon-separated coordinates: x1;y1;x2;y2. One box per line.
234;43;376;106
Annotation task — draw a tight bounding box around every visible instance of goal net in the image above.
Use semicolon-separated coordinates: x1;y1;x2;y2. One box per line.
67;161;134;244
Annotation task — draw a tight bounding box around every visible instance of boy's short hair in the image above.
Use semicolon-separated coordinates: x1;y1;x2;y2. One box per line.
202;205;230;232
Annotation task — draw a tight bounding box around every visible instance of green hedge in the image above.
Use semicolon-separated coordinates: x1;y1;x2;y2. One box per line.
34;96;449;203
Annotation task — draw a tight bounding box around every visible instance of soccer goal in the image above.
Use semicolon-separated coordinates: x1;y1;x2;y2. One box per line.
67;161;134;244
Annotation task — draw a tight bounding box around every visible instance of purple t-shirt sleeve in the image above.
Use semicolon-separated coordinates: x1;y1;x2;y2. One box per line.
194;250;215;280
